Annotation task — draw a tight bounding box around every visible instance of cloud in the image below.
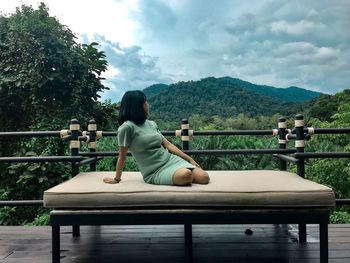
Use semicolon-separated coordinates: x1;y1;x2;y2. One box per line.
88;35;172;102
128;0;349;94
1;0;349;98
219;1;350;92
270;20;326;36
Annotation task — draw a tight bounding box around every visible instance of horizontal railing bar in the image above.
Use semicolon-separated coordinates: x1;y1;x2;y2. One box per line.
0;156;84;163
273;154;300;164
0;200;43;206
193;130;274;136
79;151;131;157
313;128;350;134
1;128;350;139
4;151;348;163
101;132;118;136
102;130;275;137
185;149;297;155
335;199;350;205
0;131;61;137
294;152;350;158
76;157;104;167
79;149;297;157
84;129;350;137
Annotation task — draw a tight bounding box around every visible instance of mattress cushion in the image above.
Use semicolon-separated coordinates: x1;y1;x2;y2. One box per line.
43;170;335;208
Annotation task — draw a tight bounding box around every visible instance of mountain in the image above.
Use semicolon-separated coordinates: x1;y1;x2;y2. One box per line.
143;83;168;99
217;77;322;102
143;77;322;121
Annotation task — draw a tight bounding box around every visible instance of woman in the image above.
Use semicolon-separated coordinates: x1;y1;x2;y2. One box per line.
103;90;210;186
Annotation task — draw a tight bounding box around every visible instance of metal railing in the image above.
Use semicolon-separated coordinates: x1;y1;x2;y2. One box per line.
0;115;350;208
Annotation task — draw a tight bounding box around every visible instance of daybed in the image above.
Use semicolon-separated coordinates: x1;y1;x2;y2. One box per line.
44;170;335;263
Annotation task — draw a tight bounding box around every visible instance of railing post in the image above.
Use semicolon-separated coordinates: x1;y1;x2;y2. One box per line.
88;119;97;171
278;117;287;171
69;118;80;237
181;119;189;151
181;118;193;262
295;114;305;178
295;114;307;243
70;119;80;177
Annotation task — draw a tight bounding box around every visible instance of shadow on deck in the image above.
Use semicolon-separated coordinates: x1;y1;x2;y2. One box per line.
0;224;350;263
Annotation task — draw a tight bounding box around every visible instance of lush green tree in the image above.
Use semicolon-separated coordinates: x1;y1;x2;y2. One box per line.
305;98;350;223
307;89;350;122
0;3;118;224
0;3;110;132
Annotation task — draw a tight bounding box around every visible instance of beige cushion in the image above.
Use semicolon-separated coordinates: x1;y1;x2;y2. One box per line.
43;170;335;208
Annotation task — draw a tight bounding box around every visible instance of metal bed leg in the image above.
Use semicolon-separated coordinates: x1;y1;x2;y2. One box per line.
184;224;193;263
320;223;329;263
299;223;307;243
73;225;80;237
52;225;60;263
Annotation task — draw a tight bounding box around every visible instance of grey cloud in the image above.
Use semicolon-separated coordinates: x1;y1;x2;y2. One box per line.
86;35;172;102
93;0;349;101
225;1;350;46
135;0;177;42
219;1;350;92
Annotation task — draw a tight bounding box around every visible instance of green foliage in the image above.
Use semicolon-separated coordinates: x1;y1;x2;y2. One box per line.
0;3;115;134
0;3;117;225
217;77;322;102
0;207;17;225
0;187;16;225
143;83;168;98
306;159;350;198
7;150;70;195
27;208;50;226
330;210;350;224
189;135;278;170
307;89;350;122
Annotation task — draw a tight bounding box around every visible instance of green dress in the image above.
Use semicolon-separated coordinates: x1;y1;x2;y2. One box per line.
117;120;195;185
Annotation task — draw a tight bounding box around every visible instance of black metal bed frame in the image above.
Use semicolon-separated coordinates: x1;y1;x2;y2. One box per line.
50;208;330;263
1;114;350;263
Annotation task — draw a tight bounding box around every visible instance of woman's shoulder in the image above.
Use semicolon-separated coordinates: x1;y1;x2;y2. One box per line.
146;119;157;127
118;121;135;132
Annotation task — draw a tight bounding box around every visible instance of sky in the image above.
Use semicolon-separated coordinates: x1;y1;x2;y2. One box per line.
1;0;349;102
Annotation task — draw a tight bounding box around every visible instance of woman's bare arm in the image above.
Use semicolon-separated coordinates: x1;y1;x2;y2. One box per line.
103;146;129;184
162;137;201;168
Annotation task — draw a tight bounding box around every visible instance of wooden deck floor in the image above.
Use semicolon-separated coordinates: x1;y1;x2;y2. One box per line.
0;224;349;263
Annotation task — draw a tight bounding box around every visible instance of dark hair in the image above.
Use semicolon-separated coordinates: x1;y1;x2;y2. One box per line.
118;90;147;125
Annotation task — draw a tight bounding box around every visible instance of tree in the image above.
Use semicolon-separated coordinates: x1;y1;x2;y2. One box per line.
307;90;350;122
0;3;117;225
0;3;110;132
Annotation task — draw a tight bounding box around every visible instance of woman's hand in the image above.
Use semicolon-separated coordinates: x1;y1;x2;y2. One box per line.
105;146;128;184
103;177;121;184
189;159;201;168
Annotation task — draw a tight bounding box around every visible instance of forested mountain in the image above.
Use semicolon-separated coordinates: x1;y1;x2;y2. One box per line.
143;83;168;98
144;77;321;121
217;77;322;102
307;89;350;121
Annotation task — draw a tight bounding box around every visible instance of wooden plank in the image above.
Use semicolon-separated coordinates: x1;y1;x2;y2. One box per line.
0;225;350;262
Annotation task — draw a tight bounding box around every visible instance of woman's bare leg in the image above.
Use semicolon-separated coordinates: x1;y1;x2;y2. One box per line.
173;168;193;186
192;168;210;184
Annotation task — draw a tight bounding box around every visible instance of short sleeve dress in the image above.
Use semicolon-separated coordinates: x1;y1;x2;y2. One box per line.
117;119;195;185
